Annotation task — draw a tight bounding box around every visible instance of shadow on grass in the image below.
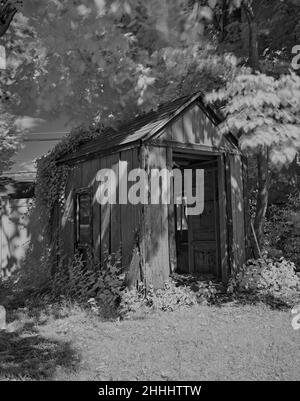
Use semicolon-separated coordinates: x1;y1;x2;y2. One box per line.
0;326;79;380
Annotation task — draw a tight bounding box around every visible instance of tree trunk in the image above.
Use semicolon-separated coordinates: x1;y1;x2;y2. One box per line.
254;150;270;251
243;1;269;251
242;2;260;71
221;0;229;42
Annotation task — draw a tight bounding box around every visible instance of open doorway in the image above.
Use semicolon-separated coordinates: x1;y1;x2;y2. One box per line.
172;152;221;279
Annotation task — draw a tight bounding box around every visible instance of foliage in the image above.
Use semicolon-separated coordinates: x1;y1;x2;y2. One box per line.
206;71;300;169
119;278;220;319
209;0;300;73
18;241;52;291
228;256;300;305
34;124;100;240
265;192;300;269
0;1;22;38
0;10;42;175
50;251;125;318
0;110;19;173
4;0;239;125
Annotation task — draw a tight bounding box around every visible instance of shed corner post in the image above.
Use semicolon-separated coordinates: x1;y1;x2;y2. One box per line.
242;154;251;261
227;152;247;278
217;153;229;284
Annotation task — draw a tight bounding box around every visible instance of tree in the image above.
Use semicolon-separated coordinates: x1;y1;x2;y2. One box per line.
0;0;23;175
2;0;236;126
207;71;300;248
1;1;239;177
206;0;300;74
197;0;300;250
0;0;21;38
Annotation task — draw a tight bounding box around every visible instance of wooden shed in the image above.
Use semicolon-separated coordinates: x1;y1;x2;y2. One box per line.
56;93;248;289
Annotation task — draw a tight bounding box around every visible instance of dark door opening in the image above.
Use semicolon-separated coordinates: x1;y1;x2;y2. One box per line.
173;153;221;278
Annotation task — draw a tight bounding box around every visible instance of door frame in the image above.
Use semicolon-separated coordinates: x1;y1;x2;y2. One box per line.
168;148;228;281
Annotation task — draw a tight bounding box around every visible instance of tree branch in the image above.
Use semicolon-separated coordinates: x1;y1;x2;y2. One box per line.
0;0;22;38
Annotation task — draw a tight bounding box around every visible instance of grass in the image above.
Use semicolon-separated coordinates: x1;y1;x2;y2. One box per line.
0;301;299;381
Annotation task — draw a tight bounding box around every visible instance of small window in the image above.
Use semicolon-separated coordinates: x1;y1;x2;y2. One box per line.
75;189;92;248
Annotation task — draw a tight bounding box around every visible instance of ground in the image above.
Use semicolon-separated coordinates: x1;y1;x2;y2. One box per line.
0;302;299;381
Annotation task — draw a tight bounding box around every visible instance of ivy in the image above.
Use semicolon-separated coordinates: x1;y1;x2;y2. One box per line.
34;123;103;244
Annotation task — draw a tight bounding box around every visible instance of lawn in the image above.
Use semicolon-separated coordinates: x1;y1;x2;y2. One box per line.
0;302;299;381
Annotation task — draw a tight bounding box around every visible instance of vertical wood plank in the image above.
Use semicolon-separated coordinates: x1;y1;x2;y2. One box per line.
225;155;233;276
217;155;228;283
110;153;121;255
229;153;246;273
93;158;101;262
140;145;150;285
100;155;110;259
61;167;75;262
212;168;220;278
166;147;177;273
144;145;170;289
81;159;101;260
160;146;170;281
120;149;141;274
242;155;251;260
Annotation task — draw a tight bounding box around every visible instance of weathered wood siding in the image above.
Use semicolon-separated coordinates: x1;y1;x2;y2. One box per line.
157;104;231;150
60;149;142;283
228;154;246;272
141;145;170;289
119;149;141;275
217;155;229;283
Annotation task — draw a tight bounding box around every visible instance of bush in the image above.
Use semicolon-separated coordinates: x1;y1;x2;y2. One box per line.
228;257;300;305
265;192;300;270
119;281;197;319
51;251;125;318
14;243;222;319
118;278;221;319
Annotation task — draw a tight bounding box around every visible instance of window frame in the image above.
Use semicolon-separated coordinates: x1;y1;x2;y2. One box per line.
74;187;93;252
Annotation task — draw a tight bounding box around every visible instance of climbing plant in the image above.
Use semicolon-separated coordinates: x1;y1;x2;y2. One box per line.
34;124;102;241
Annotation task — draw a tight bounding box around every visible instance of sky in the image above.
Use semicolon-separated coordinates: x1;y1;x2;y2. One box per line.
4;115;71;182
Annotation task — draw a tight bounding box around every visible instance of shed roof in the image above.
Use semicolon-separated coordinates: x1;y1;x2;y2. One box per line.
58;92;237;163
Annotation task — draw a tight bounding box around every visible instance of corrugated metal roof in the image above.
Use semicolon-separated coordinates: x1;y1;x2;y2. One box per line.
57;92;234;163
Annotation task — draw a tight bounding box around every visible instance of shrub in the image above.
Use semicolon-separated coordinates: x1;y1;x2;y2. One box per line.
265;192;300;270
51;251;125;318
118;278;221;319
119;281;197;319
15;243;221;319
228;257;300;305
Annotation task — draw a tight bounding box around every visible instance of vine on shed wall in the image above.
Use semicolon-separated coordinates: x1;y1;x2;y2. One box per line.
34;123;103;246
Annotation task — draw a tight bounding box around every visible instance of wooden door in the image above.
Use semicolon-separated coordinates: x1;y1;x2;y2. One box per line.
189;168;219;275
